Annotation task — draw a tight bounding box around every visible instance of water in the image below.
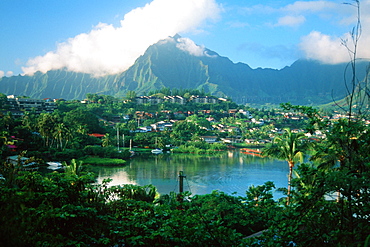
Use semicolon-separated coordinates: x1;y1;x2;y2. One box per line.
95;150;289;198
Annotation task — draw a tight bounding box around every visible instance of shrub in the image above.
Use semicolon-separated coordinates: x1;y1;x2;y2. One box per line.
79;157;126;166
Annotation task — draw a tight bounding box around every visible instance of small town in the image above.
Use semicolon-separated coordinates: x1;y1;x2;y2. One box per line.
1;0;370;245
1;92;352;154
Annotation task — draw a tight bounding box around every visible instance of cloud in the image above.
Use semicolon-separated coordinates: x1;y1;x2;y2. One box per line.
176;37;208;57
275;15;306;27
241;1;344;29
299;0;370;64
0;70;14;77
241;1;338;16
299;31;349;63
282;1;337;13
22;0;221;77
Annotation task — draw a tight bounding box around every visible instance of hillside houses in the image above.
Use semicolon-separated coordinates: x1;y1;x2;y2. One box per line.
135;95;229;105
4;95;57;116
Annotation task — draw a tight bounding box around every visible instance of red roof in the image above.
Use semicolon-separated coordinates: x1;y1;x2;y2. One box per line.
88;133;105;138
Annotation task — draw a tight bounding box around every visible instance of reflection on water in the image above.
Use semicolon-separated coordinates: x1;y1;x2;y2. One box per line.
96;150;288;197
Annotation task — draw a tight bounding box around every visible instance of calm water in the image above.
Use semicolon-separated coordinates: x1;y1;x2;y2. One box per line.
95;150;288;197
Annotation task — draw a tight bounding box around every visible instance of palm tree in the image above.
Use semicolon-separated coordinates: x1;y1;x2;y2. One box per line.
53;122;71;150
101;133;112;147
262;128;307;205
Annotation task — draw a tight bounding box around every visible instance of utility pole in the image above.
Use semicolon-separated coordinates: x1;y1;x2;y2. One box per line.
122;134;125;148
178;171;186;193
116;126;119;151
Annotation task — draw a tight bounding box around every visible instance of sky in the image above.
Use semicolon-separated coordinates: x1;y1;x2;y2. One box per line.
1;0;370;78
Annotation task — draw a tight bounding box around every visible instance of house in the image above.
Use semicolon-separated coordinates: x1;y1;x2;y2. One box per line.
245;139;257;144
134;126;153;133
190;95;219;104
88;133;105;138
200;136;218;143
150;121;173;131
164;95;186;105
4;95;57;116
135;96;164;105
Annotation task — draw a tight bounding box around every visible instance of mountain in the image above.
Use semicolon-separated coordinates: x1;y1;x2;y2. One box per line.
0;35;369;105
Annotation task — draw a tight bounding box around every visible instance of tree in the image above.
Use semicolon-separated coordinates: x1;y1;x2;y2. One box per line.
63;108;102;133
37;112;58;147
21;111;37;132
53;122;72;150
262;128;307;204
0;93;7;110
101;133;113;147
171;120;199;144
126;90;137;101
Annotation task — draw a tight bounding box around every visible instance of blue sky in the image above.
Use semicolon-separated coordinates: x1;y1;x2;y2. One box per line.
1;0;369;77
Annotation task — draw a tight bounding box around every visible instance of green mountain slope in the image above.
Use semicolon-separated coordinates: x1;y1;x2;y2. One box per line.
0;35;369;105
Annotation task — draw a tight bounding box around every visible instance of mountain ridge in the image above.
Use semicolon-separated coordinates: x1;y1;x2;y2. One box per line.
0;36;369;105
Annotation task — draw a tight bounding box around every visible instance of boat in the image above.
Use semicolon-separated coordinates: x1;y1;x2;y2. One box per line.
47;162;63;170
240;148;264;157
151;137;163;154
151;148;163;154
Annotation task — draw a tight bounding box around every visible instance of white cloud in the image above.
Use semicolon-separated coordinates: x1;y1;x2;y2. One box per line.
275;15;306;27
176;37;207;56
0;70;14;77
299;31;349;63
283;1;337;13
22;0;221;77
299;0;370;64
242;1;338;15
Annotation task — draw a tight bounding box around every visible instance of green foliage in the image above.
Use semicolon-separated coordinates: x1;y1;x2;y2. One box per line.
83;145;131;159
53;148;84;161
63;159;84;176
0;158;283;246
172;142;227;154
63;108;102;133
262;128;308;204
79;156;126;166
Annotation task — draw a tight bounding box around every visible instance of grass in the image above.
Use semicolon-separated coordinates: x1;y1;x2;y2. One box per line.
79;156;126;166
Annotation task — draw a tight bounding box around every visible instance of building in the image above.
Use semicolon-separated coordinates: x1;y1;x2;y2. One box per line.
190;95;219;104
5;95;57;116
135;96;164;105
199;136;218;143
164;95;186;104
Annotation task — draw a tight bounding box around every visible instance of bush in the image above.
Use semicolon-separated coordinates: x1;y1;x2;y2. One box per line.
83;146;131;159
53;149;84;161
172;142;227;154
79;157;126;166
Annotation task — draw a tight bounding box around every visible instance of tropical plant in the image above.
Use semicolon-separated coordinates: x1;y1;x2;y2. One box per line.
262;128;307;204
101;133;112;147
63;158;84;176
